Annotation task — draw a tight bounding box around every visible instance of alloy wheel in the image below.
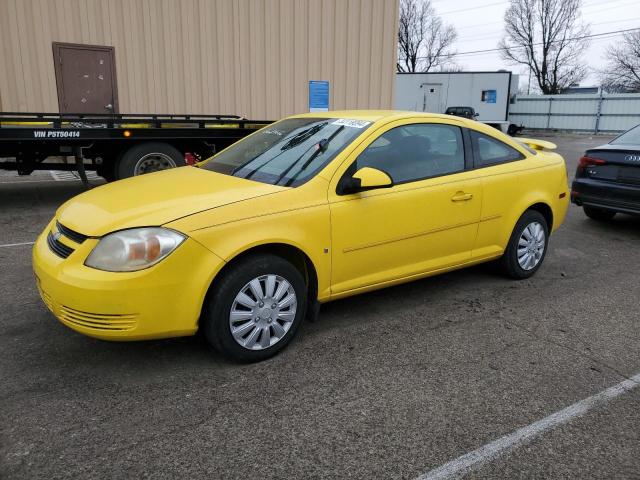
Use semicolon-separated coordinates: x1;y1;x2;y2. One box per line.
517;221;546;270
229;274;297;350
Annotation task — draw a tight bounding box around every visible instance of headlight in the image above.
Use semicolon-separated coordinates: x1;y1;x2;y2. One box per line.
85;228;186;272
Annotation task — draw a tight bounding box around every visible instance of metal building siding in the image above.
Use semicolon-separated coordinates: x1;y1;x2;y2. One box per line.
509;94;640;133
0;0;398;117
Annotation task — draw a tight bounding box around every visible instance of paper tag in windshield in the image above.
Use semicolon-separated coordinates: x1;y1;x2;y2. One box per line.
332;119;370;129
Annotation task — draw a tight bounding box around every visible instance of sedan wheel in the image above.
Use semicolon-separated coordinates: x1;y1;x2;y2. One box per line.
517;221;546;270
500;210;549;279
229;274;297;350
202;254;307;362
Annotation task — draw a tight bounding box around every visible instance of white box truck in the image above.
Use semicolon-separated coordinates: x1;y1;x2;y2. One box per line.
395;71;523;135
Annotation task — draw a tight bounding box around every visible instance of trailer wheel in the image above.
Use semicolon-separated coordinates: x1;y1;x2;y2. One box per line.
116;142;185;179
507;124;519;136
97;160;116;182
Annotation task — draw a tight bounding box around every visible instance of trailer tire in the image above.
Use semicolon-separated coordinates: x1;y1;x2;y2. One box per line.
116;142;185;179
97;159;117;182
507;124;519;136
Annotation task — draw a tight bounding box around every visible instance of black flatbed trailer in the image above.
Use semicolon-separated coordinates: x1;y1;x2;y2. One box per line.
0;112;272;182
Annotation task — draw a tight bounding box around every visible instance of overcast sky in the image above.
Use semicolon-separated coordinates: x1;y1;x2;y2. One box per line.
431;0;640;90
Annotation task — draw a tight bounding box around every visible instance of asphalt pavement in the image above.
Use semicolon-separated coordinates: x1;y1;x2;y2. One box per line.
1;134;639;479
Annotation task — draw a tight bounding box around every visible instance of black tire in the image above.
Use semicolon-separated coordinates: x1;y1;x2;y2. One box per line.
202;254;307;362
507;124;518;136
96;160;116;182
116;142;185;180
499;210;549;280
583;206;616;222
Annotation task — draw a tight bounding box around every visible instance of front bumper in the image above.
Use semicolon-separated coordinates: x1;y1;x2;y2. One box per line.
571;178;640;215
33;219;225;341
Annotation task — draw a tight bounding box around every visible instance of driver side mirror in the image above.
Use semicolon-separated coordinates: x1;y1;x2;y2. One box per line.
340;167;393;194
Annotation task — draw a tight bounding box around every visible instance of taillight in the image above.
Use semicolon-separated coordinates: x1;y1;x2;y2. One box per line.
577;155;605;174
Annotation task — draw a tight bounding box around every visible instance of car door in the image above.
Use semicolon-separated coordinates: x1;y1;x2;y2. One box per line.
467;129;530;260
328;119;482;296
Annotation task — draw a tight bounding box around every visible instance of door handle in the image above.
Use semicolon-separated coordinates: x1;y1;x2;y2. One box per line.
451;192;473;202
105;103;113;110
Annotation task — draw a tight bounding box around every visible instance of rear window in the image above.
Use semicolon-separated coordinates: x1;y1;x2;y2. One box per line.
611;124;640;145
516;141;538;155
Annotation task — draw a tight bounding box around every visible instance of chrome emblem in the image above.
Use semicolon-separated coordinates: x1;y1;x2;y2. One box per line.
625;154;640;162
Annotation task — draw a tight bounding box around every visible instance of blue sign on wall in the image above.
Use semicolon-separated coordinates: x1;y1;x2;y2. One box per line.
309;81;330;112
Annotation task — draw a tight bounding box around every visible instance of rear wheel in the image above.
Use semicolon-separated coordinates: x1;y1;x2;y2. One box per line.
202;254;307;362
500;210;549;279
116;142;185;179
583;206;616;222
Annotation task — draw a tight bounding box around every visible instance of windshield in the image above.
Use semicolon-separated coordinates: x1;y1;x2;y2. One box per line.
200;117;372;186
610;124;640;145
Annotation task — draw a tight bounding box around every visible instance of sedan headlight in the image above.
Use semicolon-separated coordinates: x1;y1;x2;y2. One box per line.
85;228;186;272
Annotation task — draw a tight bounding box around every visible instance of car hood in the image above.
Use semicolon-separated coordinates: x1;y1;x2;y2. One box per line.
56;167;287;237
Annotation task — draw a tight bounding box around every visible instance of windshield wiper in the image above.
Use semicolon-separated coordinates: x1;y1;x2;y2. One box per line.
236;148;287;180
233;122;329;180
279;126;345;187
279;123;327;151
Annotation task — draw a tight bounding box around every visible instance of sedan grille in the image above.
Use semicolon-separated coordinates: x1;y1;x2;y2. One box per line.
47;231;74;258
38;287;54;313
46;221;89;259
58;305;138;331
56;221;88;244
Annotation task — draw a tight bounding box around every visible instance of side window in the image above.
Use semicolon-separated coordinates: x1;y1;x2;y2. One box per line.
471;130;524;167
354;123;465;184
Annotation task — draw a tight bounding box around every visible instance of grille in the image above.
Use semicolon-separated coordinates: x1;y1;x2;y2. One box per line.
58;305;138;331
47;231;74;258
38;287;54;313
56;221;88;244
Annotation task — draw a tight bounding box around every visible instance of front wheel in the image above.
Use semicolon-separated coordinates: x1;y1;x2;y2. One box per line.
583;206;616;222
499;210;549;279
202;254;307;362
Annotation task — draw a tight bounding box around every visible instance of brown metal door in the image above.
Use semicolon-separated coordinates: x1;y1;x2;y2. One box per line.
53;43;118;114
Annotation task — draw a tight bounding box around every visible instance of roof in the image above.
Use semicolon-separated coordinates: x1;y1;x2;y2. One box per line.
288;110;535;154
291;109;468;124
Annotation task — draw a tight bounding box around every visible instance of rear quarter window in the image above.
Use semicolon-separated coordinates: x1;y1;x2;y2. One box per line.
471;130;524;167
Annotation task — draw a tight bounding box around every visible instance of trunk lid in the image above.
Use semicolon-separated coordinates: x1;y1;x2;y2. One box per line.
582;145;640;185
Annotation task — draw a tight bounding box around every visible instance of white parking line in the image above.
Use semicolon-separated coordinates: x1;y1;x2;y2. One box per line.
0;241;35;248
50;170;100;181
417;372;640;480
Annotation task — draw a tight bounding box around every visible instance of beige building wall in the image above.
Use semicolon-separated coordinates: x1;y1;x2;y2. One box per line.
0;0;398;118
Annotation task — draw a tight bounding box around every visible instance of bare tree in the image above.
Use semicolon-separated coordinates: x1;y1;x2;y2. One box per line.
600;30;640;93
499;0;590;94
397;0;457;73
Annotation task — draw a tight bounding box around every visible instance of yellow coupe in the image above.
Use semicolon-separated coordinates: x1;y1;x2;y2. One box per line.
33;111;569;361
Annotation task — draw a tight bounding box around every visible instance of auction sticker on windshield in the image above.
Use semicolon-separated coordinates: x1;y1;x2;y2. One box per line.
331;119;371;128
